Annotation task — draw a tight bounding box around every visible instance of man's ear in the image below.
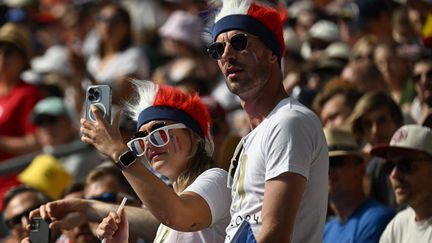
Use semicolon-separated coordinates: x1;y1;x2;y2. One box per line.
270;53;278;63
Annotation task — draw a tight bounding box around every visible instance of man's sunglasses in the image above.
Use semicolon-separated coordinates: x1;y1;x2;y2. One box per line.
383;157;432;174
207;33;256;60
87;192;117;203
5;207;37;229
127;123;186;157
412;70;432;84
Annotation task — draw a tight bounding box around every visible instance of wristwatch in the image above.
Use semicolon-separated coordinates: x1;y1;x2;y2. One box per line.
115;150;137;170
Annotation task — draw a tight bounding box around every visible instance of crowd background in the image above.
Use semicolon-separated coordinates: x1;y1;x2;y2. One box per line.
0;0;432;242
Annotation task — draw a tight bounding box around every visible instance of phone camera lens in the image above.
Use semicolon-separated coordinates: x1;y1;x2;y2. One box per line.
88;95;95;101
94;91;100;98
89;88;94;94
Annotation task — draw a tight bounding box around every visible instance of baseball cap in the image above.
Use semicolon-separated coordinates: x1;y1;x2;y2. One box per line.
31;97;69;124
324;128;365;160
371;125;432;158
309;20;340;43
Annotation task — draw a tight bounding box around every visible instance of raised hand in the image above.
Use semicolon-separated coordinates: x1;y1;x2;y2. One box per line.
97;208;129;243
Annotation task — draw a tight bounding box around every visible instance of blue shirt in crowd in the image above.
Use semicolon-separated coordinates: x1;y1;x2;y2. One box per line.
324;199;395;243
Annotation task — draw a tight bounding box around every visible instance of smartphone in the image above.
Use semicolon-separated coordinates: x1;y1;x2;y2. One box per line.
85;85;112;123
29;217;51;243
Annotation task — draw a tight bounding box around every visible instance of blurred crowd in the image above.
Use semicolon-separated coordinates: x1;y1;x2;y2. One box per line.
0;0;431;242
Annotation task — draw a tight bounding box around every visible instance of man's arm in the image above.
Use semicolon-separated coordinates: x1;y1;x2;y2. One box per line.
31;198;159;242
257;172;306;243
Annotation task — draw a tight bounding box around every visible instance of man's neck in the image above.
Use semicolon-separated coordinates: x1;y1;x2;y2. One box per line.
241;83;287;129
413;198;432;221
330;192;367;223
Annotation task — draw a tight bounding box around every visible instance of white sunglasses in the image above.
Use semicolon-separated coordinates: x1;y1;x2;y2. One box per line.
127;123;186;157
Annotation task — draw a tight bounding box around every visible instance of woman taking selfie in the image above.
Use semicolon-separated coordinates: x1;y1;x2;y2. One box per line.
80;80;231;243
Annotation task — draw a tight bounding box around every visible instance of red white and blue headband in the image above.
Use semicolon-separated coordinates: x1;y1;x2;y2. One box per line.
211;0;285;60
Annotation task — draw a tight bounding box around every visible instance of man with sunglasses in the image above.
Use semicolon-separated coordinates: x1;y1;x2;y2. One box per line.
323;128;394;243
410;52;432;124
209;0;328;242
2;185;52;243
371;125;432;243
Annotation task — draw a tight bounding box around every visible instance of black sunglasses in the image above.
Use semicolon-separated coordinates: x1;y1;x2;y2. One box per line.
5;207;37;229
383;157;432;174
34;115;59;126
207;34;255;60
0;43;20;57
412;70;432;84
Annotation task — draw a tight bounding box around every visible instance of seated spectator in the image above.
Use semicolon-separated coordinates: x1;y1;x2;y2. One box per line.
30;96;104;182
410;52;432;124
371;125;432;243
348;91;404;208
313;78;361;129
323;128;394;243
0;23;43;208
2;186;52;243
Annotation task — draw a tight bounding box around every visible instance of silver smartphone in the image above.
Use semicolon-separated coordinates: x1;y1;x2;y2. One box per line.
85;85;112;123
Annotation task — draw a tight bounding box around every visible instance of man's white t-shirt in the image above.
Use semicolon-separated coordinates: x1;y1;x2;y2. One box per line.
225;97;329;243
380;207;432;243
153;168;231;243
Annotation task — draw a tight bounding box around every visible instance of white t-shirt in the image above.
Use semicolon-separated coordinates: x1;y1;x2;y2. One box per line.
380;207;432;243
225;97;328;243
153;168;231;243
86;46;149;88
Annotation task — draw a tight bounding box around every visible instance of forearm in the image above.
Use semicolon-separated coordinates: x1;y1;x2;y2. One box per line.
0;134;40;155
86;200;159;241
122;162;190;230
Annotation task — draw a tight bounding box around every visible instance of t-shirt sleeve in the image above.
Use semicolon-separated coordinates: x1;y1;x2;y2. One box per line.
264;111;319;181
184;168;231;225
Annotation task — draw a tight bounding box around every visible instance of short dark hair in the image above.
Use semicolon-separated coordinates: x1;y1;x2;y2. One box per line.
3;185;51;211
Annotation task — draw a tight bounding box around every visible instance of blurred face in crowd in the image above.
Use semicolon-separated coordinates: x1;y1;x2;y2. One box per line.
0;42;27;76
413;60;432;107
35;115;76;146
374;45;409;88
3;192;42;241
328;155;364;201
361;106;399;146
215;30;274;101
95;5;128;46
320;93;352;129
387;153;432;211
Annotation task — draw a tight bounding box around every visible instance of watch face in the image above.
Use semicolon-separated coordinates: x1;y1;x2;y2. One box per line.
119;151;136;169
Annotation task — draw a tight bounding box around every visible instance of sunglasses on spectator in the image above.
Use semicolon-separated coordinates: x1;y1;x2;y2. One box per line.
34;115;59;126
5;207;38;229
87;192;117;203
207;33;257;60
0;42;20;57
329;156;362;169
127;123;186;157
412;70;432;84
383;157;432;174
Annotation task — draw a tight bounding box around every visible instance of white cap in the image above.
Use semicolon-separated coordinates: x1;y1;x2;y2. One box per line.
309;20;340;42
371;125;432;158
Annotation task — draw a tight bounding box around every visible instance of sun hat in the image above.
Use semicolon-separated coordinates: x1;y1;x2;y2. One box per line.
324;128;365;160
0;22;31;61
